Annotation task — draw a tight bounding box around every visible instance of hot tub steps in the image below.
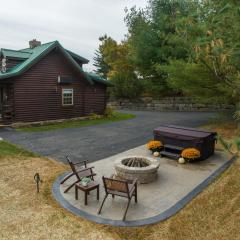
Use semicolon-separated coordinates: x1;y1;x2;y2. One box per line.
160;151;180;160
164;144;183;152
160;144;183;160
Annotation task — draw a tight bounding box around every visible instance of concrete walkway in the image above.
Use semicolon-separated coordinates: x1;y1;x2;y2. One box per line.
53;145;233;226
0;111;216;163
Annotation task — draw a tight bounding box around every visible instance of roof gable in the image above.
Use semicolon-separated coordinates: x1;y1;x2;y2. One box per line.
0;41;93;84
66;49;89;64
0;41;110;86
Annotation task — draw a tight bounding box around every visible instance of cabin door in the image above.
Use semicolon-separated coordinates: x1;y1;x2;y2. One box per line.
0;86;7;119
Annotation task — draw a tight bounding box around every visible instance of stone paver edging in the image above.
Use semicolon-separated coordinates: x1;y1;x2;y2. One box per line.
52;155;237;227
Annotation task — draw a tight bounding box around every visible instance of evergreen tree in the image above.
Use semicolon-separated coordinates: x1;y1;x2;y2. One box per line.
161;0;240;104
93;49;109;79
93;35;114;79
124;0;196;96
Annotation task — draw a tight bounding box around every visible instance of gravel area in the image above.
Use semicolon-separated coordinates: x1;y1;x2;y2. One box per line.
0;111;216;163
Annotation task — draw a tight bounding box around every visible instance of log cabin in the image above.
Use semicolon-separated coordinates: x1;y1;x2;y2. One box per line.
0;40;110;124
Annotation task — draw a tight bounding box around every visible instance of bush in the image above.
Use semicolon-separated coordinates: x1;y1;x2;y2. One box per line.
142;77;176;98
104;107;116;118
158;60;233;104
110;71;143;99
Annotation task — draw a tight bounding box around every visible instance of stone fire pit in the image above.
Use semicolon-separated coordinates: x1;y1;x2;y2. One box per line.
114;156;160;183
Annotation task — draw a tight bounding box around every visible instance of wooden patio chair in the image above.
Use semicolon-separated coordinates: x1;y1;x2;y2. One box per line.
61;156;96;193
98;176;138;221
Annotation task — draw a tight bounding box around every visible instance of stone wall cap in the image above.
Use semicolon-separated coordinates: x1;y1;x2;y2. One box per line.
114;156;160;171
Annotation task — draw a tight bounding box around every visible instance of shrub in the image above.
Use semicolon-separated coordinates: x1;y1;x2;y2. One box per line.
104;107;116;118
110;71;143;99
218;135;240;156
181;148;200;161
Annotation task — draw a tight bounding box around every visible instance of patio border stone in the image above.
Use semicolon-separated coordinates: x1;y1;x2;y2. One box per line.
52;155;237;227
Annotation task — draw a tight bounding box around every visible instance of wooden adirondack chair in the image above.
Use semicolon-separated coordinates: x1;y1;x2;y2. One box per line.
61;156;96;193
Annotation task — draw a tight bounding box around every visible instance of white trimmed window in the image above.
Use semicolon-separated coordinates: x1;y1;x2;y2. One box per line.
62;89;73;106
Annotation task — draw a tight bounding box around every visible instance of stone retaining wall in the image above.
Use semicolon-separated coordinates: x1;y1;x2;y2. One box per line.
108;97;233;112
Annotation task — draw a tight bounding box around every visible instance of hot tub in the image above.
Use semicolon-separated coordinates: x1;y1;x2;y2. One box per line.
153;125;217;160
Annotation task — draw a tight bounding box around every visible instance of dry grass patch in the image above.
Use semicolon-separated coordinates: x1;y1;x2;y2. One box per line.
203;122;240;140
0;155;120;240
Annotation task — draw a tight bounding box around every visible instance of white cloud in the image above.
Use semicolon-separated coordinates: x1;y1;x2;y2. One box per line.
0;0;148;70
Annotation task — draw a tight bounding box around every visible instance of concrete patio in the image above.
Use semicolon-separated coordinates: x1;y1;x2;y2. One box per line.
53;144;234;226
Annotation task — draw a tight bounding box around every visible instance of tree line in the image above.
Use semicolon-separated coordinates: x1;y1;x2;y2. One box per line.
93;0;240;111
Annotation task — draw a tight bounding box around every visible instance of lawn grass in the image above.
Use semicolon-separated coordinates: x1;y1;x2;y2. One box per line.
16;112;135;132
0;123;239;239
0;140;37;157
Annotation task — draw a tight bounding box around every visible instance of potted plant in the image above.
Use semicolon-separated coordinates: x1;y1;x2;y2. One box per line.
147;140;163;154
181;148;201;162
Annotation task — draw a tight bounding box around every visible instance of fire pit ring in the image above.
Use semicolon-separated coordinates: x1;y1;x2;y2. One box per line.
114;156;160;184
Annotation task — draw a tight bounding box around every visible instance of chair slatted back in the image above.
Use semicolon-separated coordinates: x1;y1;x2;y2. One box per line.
103;177;129;196
66;156;81;181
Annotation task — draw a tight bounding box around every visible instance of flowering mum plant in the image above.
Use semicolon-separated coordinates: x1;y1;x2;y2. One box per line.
181;148;201;161
147;140;163;152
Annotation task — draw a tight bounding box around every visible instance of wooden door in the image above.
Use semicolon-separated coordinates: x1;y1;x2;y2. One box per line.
0;86;4;118
0;85;10;119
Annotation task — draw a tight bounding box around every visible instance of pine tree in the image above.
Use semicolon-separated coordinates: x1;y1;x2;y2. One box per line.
93;35;111;79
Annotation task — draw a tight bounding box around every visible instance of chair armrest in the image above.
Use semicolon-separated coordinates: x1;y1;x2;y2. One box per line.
110;174;115;179
81;173;97;179
73;160;88;166
126;178;137;184
128;178;138;192
132;178;138;186
77;166;95;173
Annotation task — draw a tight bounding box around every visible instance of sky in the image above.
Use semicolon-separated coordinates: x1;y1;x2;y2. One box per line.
0;0;148;71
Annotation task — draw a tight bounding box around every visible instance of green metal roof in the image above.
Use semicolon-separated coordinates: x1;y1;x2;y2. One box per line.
86;72;112;86
1;49;31;59
0;41;57;79
0;41;109;86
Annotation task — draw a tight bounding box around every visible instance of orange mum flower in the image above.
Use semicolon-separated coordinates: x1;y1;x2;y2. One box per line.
181;148;200;160
147;141;163;150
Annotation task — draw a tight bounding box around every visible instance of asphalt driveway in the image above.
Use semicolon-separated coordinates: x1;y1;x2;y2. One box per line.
0;111;216;163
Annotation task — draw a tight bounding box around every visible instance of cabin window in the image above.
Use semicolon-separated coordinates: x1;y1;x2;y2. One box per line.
62;89;73;106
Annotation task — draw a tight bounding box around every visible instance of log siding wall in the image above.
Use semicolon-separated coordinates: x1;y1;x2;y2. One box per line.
84;83;107;115
13;49;106;123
